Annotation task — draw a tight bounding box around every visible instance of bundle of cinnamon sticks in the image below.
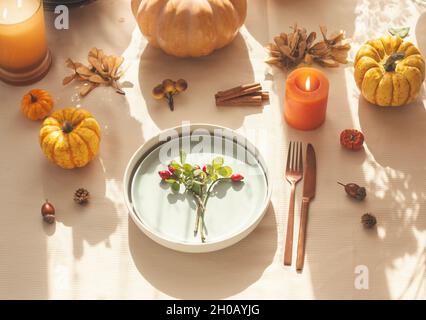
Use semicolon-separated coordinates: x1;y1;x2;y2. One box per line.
215;83;269;107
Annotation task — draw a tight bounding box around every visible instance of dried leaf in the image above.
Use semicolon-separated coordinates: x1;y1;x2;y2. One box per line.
265;57;283;64
79;83;98;97
327;31;345;44
309;41;328;56
266;24;350;71
62;74;76;85
65;58;76;69
274;36;286;47
279;33;288;45
111;56;124;77
304;54;314;65
306;32;317;48
316;58;339;67
76;66;95;77
266;43;279;52
89;74;109;84
320;25;328;41
88;56;107;76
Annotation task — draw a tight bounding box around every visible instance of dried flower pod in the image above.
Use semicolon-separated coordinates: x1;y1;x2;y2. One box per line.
63;48;125;97
266;24;351;70
41;200;55;224
361;213;377;229
338;182;366;201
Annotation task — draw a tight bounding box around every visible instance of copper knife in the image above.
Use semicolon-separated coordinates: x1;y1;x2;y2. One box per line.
296;143;316;271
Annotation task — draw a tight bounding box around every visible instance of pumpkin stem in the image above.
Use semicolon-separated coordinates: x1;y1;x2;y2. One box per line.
30;94;38;103
62;121;74;134
384;52;405;72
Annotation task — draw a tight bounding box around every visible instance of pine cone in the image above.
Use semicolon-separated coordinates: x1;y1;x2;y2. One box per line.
74;188;90;205
361;213;377;229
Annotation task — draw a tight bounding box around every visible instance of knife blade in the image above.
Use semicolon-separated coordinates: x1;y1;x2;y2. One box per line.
302;143;316;199
296;143;316;271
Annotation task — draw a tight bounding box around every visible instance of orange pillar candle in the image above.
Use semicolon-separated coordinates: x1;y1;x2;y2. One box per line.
284;67;329;130
0;0;51;85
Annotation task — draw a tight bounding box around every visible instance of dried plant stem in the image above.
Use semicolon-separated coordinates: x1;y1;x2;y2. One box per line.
166;92;174;111
194;204;200;236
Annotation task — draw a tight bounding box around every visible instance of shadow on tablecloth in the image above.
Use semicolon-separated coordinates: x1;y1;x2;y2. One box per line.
139;33;264;130
129;204;277;299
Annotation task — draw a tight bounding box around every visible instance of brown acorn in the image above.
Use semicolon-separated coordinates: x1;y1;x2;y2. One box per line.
41;200;55;224
338;182;366;201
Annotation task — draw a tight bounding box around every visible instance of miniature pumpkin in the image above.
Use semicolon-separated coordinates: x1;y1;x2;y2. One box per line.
354;36;425;106
131;0;247;57
39;107;101;169
21;89;54;121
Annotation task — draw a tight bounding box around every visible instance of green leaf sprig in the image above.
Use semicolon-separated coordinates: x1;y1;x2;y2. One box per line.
388;26;410;39
158;150;244;243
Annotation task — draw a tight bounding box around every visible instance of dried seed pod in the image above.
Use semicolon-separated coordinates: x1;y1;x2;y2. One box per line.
41;200;55;224
162;79;175;93
338;182;367;201
152;84;165;100
175;79;188;93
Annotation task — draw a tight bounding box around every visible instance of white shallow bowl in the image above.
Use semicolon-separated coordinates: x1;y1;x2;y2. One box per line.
123;124;272;253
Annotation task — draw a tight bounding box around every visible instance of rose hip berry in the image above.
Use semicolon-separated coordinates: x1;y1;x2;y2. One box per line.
202;165;207;172
159;170;171;180
231;174;244;182
168;165;176;173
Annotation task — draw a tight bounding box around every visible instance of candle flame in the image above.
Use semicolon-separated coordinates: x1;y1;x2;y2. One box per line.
2;7;7;20
17;0;23;9
305;76;311;91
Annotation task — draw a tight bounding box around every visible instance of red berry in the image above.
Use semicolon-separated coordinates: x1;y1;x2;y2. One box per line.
202;165;207;172
159;170;171;180
168;165;176;173
231;174;244;182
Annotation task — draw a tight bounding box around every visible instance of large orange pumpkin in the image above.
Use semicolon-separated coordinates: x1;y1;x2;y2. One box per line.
131;0;247;57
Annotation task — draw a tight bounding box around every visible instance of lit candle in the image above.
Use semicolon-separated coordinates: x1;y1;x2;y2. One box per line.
284;67;329;130
0;0;51;85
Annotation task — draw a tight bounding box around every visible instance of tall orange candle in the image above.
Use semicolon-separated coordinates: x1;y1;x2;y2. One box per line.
284;67;329;130
0;0;51;85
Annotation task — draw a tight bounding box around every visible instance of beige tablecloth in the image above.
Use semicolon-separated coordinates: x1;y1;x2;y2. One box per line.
1;0;425;300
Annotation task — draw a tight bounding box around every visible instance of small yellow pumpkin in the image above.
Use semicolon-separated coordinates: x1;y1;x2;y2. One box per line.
131;0;247;57
21;89;54;121
354;36;425;106
39;107;101;169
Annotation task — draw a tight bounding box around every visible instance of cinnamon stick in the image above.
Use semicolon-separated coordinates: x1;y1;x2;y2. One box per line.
216;83;260;97
215;83;262;102
215;95;263;107
246;91;269;101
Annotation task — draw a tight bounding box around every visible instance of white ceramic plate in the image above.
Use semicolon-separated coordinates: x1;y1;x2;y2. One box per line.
124;124;271;253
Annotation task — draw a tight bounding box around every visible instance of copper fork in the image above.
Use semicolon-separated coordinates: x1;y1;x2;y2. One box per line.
284;141;303;266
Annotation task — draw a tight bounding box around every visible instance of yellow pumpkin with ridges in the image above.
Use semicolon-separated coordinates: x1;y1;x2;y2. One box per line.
354;36;425;106
39;107;101;169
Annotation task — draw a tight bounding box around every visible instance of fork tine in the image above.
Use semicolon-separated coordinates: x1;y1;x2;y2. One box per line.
295;142;300;172
291;141;296;171
299;142;303;173
286;141;292;172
